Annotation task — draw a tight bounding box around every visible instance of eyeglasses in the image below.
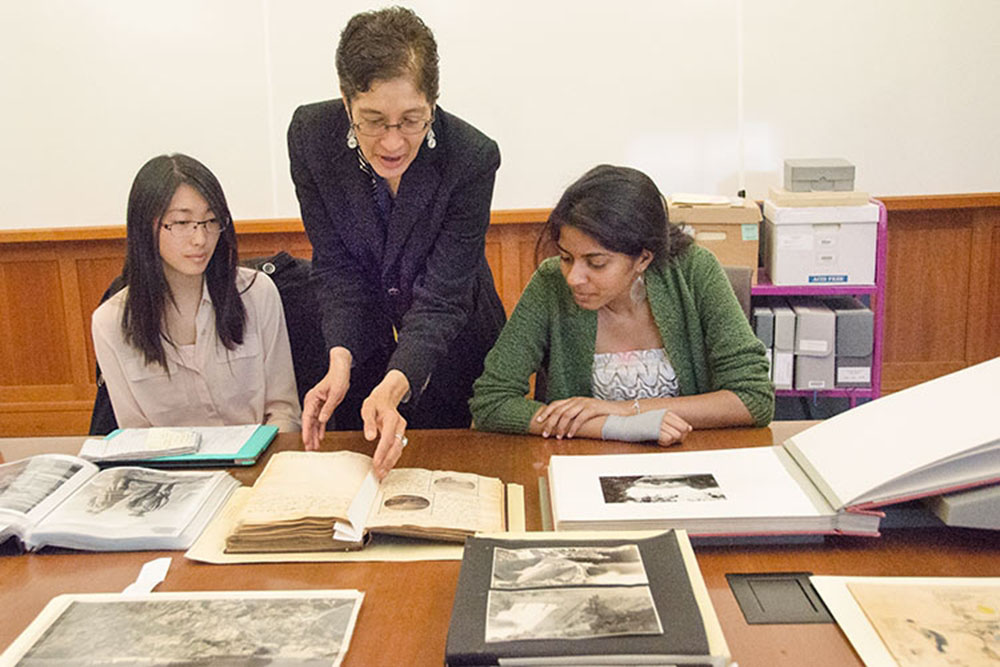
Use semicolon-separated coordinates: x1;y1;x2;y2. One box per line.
160;217;227;239
353;117;433;137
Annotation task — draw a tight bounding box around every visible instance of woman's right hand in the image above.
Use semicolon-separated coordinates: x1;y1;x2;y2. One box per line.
658;410;693;447
301;347;353;451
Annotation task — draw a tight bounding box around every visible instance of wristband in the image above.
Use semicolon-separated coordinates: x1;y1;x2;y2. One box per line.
602;408;668;442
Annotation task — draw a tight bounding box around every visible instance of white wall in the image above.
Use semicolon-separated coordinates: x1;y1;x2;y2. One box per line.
1;0;998;230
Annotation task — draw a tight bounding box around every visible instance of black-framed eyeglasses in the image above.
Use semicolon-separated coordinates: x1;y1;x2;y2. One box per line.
160;217;228;239
353;117;433;137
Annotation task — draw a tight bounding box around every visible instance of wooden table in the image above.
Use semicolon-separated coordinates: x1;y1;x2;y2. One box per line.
2;424;997;666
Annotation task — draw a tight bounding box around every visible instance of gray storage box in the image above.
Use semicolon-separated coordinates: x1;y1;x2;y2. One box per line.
784;158;855;192
752;306;774;347
766;298;795;389
791;299;835;391
822;296;874;387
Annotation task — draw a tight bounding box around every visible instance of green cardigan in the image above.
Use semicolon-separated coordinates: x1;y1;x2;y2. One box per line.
470;245;774;433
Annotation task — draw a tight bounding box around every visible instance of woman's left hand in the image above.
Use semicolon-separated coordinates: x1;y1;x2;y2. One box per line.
361;370;411;480
535;397;629;440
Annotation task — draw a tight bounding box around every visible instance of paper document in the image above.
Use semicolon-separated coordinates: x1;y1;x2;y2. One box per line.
79;428;200;462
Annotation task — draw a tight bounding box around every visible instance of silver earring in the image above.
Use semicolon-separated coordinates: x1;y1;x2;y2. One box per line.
426;126;436;149
346;126;358;149
630;273;647;304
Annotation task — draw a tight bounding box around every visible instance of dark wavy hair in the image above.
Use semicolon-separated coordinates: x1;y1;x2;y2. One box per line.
537;164;692;266
336;6;439;104
121;153;245;371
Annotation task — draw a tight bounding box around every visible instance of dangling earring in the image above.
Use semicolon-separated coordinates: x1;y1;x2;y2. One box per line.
346;126;358;149
426;126;437;149
630;273;647;304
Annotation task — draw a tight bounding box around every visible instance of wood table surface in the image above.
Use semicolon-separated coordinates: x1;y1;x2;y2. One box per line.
2;423;997;666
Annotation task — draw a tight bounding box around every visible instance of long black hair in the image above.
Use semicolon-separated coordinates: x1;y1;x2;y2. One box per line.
537;164;692;265
121;153;245;371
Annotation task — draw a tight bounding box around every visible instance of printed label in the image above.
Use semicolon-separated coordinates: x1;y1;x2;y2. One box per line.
798;339;829;354
741;223;759;241
838;366;872;384
778;234;813;250
807;380;828;389
772;352;794;388
808;275;848;283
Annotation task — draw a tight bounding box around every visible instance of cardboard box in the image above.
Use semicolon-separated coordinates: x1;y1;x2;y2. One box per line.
668;198;762;283
768;186;870;208
763;201;878;286
752;306;774;347
784;158;855;192
768;298;796;390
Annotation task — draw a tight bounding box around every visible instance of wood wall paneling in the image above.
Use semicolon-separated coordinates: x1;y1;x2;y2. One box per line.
2;201;999;436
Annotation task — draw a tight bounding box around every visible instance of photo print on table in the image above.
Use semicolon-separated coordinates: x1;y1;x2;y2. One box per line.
600;473;726;504
490;544;649;589
485;585;662;642
9;592;363;667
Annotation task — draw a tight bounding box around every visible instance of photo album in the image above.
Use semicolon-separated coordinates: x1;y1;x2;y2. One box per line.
445;530;729;666
548;357;1000;538
0;453;238;551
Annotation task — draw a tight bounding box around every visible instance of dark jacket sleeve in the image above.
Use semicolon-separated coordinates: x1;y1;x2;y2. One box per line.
287;104;388;366
388;134;501;396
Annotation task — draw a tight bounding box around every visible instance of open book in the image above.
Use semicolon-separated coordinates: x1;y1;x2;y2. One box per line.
445;530;730;667
225;451;509;552
549;356;1000;537
0;453;239;551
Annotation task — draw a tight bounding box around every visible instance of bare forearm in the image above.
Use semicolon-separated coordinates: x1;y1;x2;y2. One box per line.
528;405;608;439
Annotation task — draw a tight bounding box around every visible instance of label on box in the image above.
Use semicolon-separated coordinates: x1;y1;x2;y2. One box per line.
838;366;871;384
808;275;848;283
741;224;759;241
778;234;813;250
806;379;829;389
772;351;794;388
798;339;829;354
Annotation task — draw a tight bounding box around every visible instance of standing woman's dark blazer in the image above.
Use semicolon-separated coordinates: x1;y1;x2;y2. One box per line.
287;100;506;429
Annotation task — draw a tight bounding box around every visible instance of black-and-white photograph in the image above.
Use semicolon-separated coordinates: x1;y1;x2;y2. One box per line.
491;545;649;589
0;458;83;515
486;586;662;642
600;473;726;504
382;494;431;511
15;593;363;666
47;468;216;528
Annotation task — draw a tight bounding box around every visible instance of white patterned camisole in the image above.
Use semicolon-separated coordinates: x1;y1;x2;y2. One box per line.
591;348;679;401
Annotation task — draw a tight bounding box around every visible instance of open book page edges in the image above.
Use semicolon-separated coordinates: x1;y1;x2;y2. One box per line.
446;532;717;665
782;356;1000;511
226;451;505;552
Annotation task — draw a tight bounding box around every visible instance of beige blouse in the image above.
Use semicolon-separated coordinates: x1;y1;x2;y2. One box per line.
91;267;301;432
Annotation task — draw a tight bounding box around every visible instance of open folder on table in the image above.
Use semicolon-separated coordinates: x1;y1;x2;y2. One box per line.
80;424;278;467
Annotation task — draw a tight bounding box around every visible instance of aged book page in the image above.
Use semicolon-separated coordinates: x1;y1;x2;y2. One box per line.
366;467;505;540
226;451;507;553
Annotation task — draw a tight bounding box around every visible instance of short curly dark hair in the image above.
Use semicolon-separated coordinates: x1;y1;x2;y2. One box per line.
336;6;439;104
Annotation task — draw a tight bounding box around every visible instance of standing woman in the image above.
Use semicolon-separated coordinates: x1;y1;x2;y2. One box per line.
92;154;301;431
289;7;506;477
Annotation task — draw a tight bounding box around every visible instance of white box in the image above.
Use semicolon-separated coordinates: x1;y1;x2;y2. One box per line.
763;202;878;286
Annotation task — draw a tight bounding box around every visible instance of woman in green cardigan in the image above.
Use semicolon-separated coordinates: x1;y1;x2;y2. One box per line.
470;165;773;446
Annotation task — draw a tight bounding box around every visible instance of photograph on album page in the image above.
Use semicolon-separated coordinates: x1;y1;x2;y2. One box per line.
1;453;238;551
485;585;662;643
490;544;650;589
0;590;364;667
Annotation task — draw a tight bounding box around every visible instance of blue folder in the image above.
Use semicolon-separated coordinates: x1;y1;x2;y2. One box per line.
100;424;278;468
